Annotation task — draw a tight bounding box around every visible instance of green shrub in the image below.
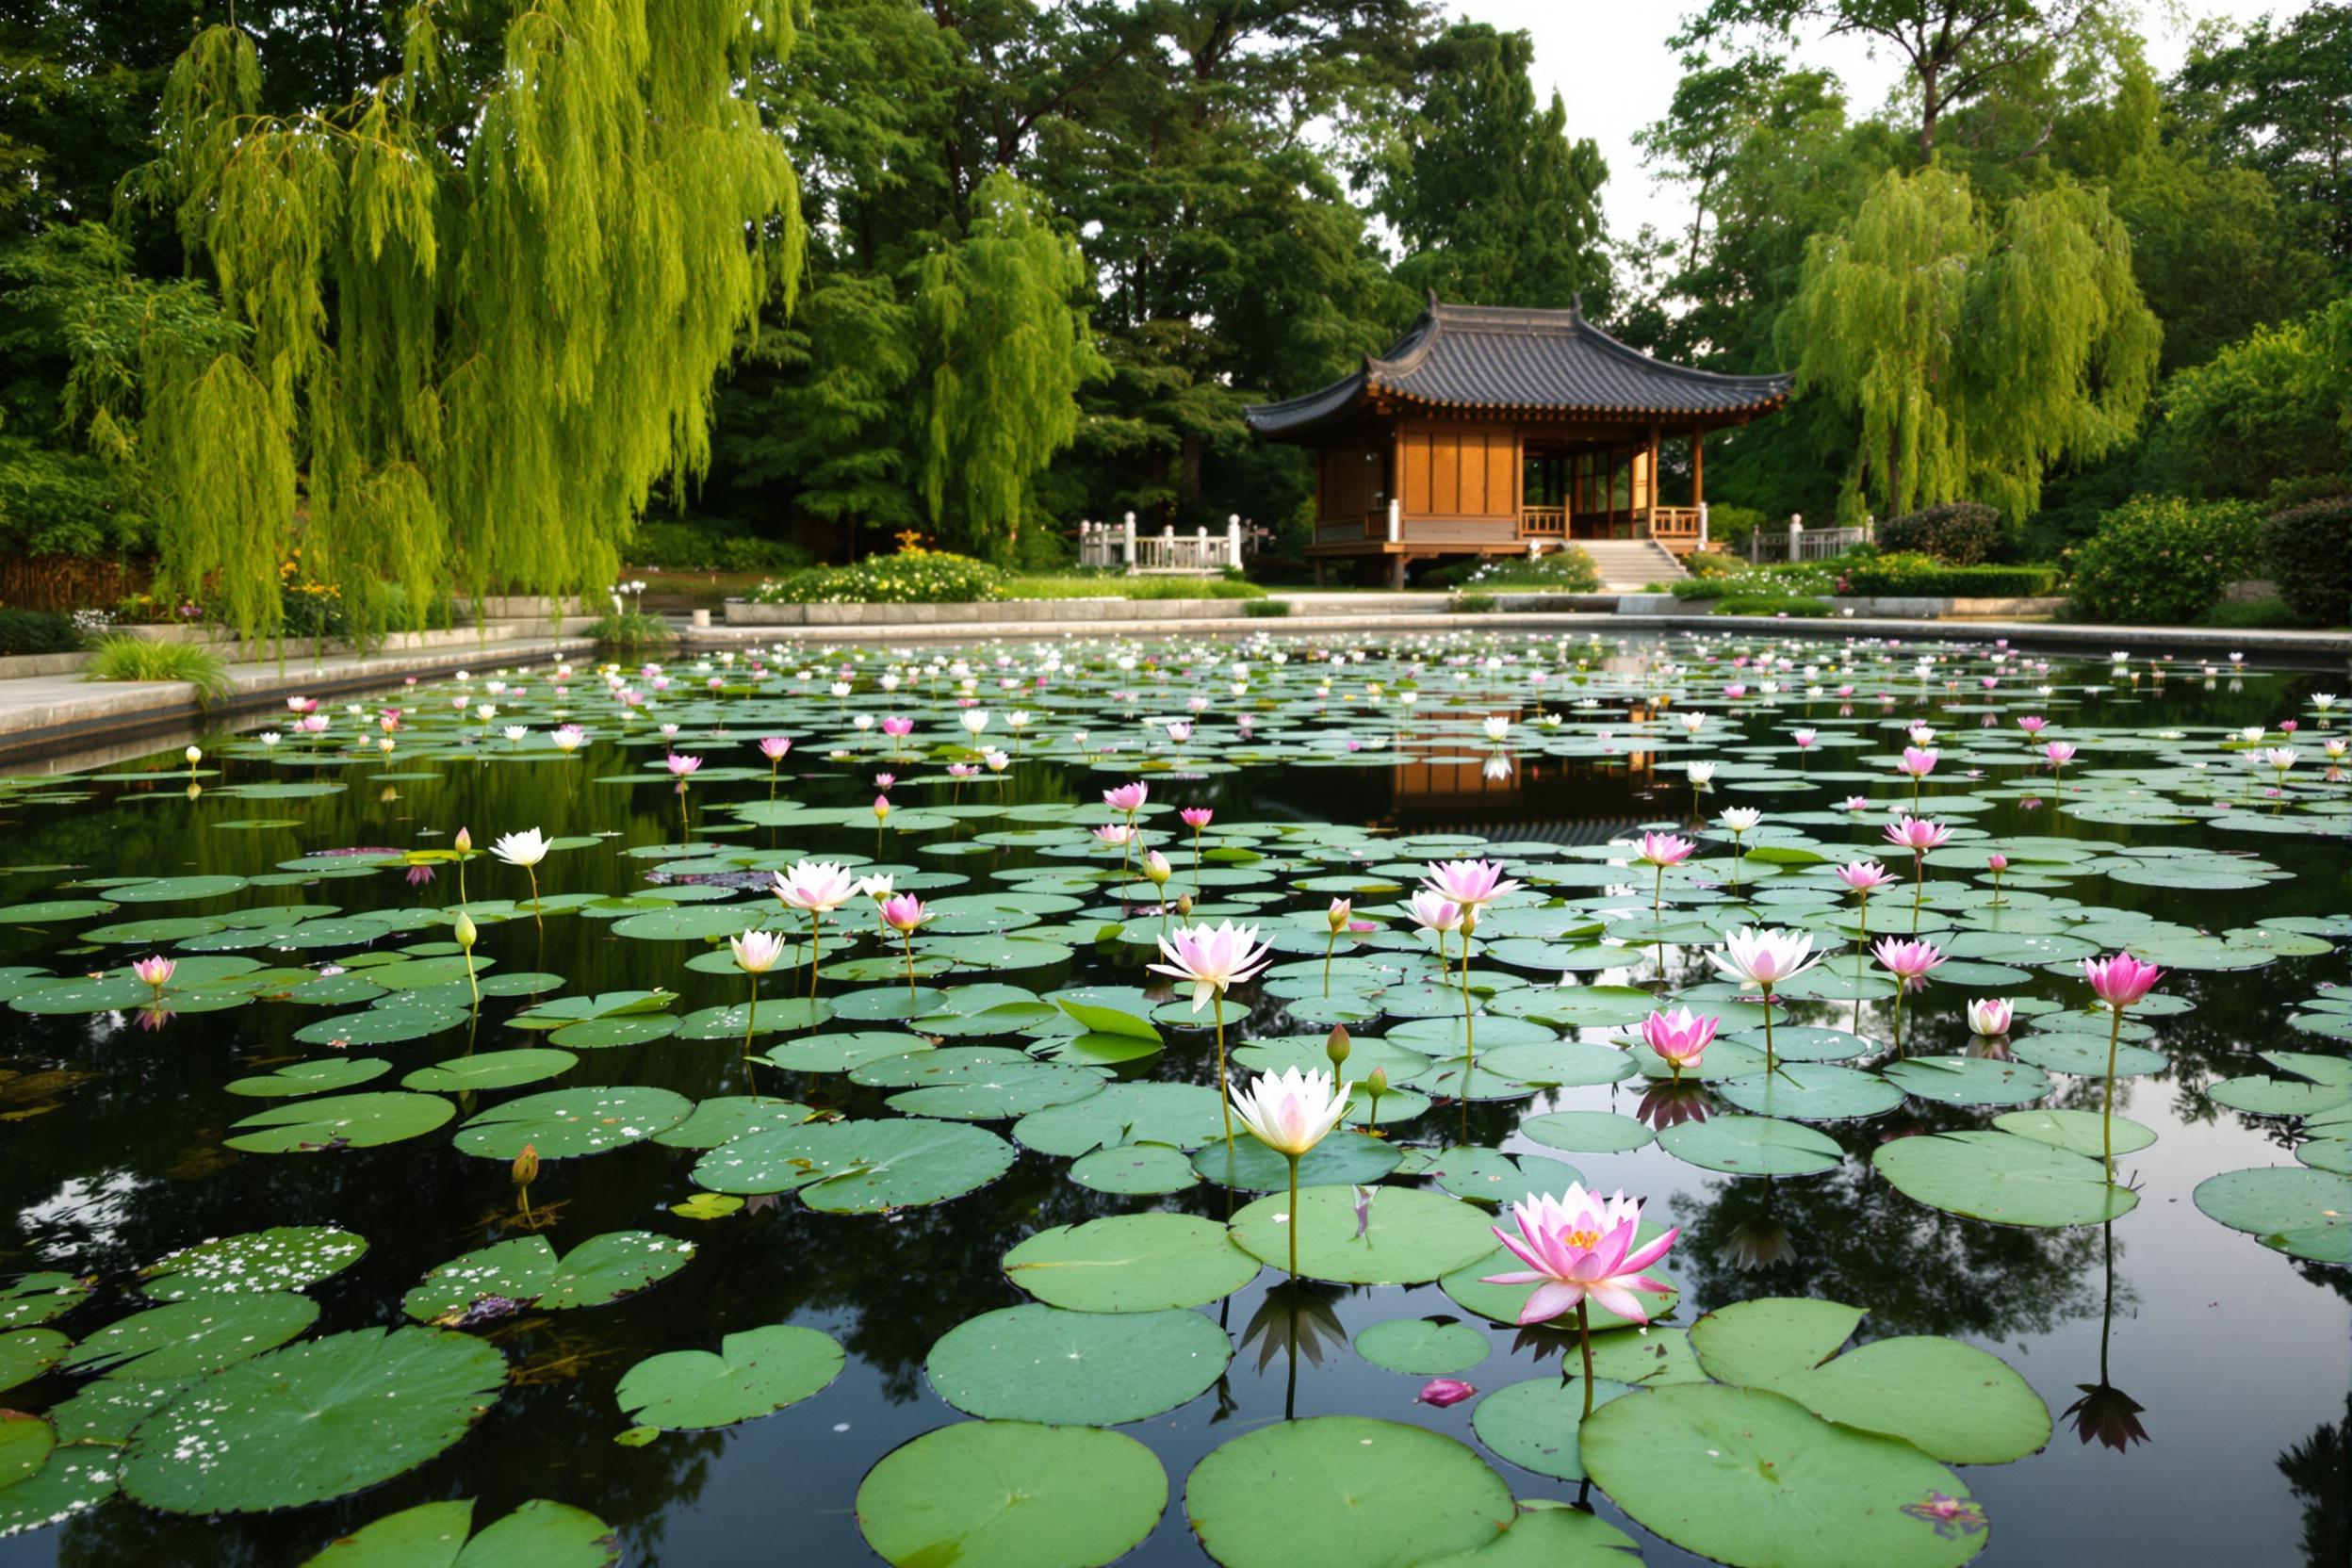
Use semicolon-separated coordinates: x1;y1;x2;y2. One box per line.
756;551;1006;605
630;519;813;574
2065;496;2262;624
1684;548;1744;579
2201;596;2301;629
1446;547;1601;593
1000;574;1264;601
1241;598;1291;617
583;611;676;656
1712;594;1833;616
1672;564;1836;600
1874;502;2001;564
1833;554;2060;597
1448;591;1497;613
2260;498;2350;628
0;609;83;655
84;635;234;701
1704;505;1769;554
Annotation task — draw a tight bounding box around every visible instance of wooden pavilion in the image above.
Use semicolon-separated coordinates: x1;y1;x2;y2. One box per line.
1244;297;1792;586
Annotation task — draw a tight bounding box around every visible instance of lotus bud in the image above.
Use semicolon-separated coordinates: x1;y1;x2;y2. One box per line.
184;745;202;765
454;826;473;853
453;910;478;951
1176;894;1193;916
1325;1023;1351;1070
512;1142;539;1189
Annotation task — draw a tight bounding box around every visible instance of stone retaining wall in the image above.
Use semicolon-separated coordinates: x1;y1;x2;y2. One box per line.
725;597;1258;627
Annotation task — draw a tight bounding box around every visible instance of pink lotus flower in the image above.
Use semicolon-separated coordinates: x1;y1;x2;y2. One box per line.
1094;824;1135;846
1709;927;1820;988
1166;722;1193;743
1838;794;1870;810
1103;781;1148;814
1791;728;1817;748
1417;1378;1477;1408
1229;1066;1351;1157
1967;998;2014;1036
2043;741;2078;767
874;772;896;789
1986;852;2009;872
1642;1006;1718;1076
947;762;977;778
1898;745;1937;779
1837;859;1897;892
665;754;702;776
1872;937;1946;981
1407;889;1463;934
1482;1185;1678;1326
1883;815;1953;853
880;716;913;739
1422;858;1521;909
2083;952;2163;1010
881;894;928;933
874;795;891;822
1634;831;1695;868
772;860;856;915
1181;808;1214;829
1148;922;1272;1011
133;956;175;989
758;736;792;760
2017;715;2048;735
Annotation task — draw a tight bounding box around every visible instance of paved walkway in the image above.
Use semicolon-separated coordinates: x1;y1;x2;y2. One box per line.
0;633;596;766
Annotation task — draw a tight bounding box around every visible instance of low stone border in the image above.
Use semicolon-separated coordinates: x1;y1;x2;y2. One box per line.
1619;594;2066;619
0;620;600;684
725;597;1258;627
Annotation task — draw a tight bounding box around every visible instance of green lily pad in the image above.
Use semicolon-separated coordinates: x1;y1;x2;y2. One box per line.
762;1030;931;1072
1517;1110;1654;1153
1070;1143;1203;1193
1184;1416;1516;1568
225;1057;394;1097
294;1006;470;1048
1419;1146;1585;1204
1192;1130;1402;1192
1413;1505;1646;1567
616;1323;844;1430
927;1302;1229;1425
452;1086;692;1160
62;1293;319;1380
1011;1082;1228;1156
1579;1382;1988;1568
1469;1375;1640;1479
692;1117;1017;1211
1229;1184;1495;1285
1353;1316;1489;1376
120;1327;508;1514
2193;1168;2352;1263
0;1331;67;1395
0;1273;89;1329
649;1096;822;1150
1658;1115;1846;1175
1882;1056;2054;1107
1717;1064;1906;1120
302;1498;620;1567
1003;1214;1260;1312
225;1091;456;1153
0;1445;115;1537
400;1049;579;1093
2006;1034;2169;1078
1873;1131;2137;1227
1991;1108;2156;1158
139;1226;368;1300
858;1421;1168;1568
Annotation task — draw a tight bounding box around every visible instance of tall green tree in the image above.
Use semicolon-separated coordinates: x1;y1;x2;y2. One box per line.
1784;164;2158;522
912;171;1101;559
1369;23;1611;313
2176;6;2352;273
96;3;802;641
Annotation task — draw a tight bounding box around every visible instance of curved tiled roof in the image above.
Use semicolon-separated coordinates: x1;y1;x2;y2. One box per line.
1244;298;1793;437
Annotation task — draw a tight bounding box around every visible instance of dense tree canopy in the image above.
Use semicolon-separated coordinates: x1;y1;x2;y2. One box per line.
0;0;2344;585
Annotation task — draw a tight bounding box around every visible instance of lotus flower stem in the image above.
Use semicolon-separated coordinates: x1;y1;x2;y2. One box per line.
1286;1152;1301;1280
1322;929;1335;997
526;866;541;925
1215;992;1233;1145
743;971;759;1059
1191;822;1203;882
1457;923;1477;1074
901;928;919;1005
807;911;823;1002
2101;1004;2121;1182
1889;980;1905;1057
1577;1299;1595;1422
1759;983;1777;1072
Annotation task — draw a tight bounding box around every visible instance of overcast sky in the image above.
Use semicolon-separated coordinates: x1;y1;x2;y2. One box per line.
1460;0;2310;260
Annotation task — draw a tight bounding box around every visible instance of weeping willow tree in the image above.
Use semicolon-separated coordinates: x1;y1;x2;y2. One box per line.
1784;165;2158;525
119;3;803;644
912;171;1102;561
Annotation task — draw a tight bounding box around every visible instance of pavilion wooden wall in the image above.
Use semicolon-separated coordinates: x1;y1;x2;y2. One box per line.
1397;419;1516;521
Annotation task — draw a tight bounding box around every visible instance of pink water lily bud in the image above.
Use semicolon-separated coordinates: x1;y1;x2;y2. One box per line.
1967;998;2014;1036
1144;850;1173;885
1326;897;1353;932
881;894;928;934
1986;852;2009;872
1417;1378;1477;1408
133;956;175;989
2084;952;2163;1010
1642;1006;1719;1073
874;795;891;823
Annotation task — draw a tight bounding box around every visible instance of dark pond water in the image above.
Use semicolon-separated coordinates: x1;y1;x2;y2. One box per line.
0;630;2344;1568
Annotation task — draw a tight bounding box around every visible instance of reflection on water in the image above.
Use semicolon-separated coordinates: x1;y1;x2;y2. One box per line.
0;643;2343;1567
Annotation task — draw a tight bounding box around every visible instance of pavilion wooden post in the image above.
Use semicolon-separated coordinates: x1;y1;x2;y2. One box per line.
1646;422;1661;538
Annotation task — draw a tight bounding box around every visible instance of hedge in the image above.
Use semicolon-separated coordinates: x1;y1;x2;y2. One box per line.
2065;496;2262;624
2260;498;2349;628
0;609;84;656
1874;502;2001;564
1834;559;2059;596
1713;595;1832;617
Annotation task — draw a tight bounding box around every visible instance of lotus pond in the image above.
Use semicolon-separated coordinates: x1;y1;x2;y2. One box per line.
0;630;2344;1568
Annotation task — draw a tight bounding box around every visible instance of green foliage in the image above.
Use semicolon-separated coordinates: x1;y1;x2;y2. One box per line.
2065;496;2262;624
1430;547;1603;593
84;634;233;700
1786;166;2159;525
1446;591;1497;614
582;612;678;658
0;610;83;656
2146;306;2349;498
2176;7;2352;271
2200;596;2301;630
999;576;1264;602
759;552;1005;605
1712;594;1832;616
913;172;1102;561
1371;24;1612;312
2259;498;2352;629
1672;564;1837;600
106;7;805;645
1684;547;1749;579
630;521;812;574
1832;557;2060;597
1241;599;1292;618
1874;504;2001;564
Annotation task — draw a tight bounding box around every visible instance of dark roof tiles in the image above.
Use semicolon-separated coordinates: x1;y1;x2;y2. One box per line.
1245;299;1792;437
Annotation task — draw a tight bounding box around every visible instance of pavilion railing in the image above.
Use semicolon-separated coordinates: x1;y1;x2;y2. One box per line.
1518;506;1567;538
1648;506;1706;548
1748;520;1870;564
1076;515;1247;574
